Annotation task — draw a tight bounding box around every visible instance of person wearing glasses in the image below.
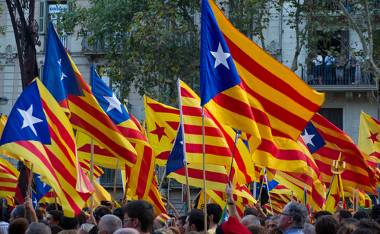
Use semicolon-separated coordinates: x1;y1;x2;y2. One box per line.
123;200;155;234
278;202;308;234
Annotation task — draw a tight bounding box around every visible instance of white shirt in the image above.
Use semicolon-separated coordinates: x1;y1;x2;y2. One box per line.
313;55;323;66
0;221;9;234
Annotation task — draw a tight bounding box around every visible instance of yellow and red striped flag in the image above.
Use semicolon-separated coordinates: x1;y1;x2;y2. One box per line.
325;174;345;214
359;111;380;162
43;22;137;168
0;157;20;198
79;159;104;179
0;79;94;217
311;113;377;194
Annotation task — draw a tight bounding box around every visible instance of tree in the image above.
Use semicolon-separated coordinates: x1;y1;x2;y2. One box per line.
0;2;7;71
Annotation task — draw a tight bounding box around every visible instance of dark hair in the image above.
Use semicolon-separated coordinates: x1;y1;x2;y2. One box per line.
269;226;284;234
123;199;155;233
45;203;62;212
344;218;360;225
372;205;380;220
207;203;223;224
178;216;187;225
337;222;357;234
245;224;267;234
188;210;210;231
8;217;29;234
314;210;332;220
35;209;43;221
337;210;352;221
50;224;64;234
77;211;87;226
353;210;370;220
94;206;111;220
113;207;124;223
357;219;380;233
351;228;375;234
49;210;63;223
315;215;340;234
13;205;31;223
244;207;259;217
168;214;176;219
60;216;79;230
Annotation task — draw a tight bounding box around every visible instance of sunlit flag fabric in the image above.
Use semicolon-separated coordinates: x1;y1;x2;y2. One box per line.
79;159;104;179
0;156;20;198
359;111;380;162
301;122;326;154
325;173;345;214
0;115;24;162
311;113;377;194
0;79;94;217
42;21;137;167
35;173;52;203
200;0;261;147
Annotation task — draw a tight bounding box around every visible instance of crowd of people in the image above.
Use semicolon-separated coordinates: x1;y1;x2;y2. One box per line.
1;185;380;234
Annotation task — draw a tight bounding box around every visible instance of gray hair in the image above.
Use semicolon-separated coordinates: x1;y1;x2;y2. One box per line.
13;205;31;223
270;215;279;220
303;223;316;234
79;223;94;234
99;214;122;234
285;202;308;229
26;222;51;234
242;215;261;225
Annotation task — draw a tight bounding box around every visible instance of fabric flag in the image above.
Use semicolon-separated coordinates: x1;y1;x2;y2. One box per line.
166;124;185;175
325;174;344;214
31;189;38;209
204;0;324;173
200;0;261;147
359;111;380;162
0;157;20;198
311;113;377;193
84;180;121;209
301;122;326;154
145;95;180;166
35;173;52;203
0;79;94;217
42;21;137;167
79;159;104;179
145;179;167;215
219;202;229;225
0;115;24;162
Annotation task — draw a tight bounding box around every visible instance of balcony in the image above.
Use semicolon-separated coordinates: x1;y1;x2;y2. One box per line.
99;168;123;188
301;64;376;92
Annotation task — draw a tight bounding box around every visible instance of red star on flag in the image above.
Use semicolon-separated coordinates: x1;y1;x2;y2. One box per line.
368;131;379;144
150;123;167;142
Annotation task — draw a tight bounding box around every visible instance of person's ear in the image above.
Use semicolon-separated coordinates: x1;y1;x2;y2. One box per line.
133;218;139;228
288;216;294;224
209;214;214;222
191;223;196;231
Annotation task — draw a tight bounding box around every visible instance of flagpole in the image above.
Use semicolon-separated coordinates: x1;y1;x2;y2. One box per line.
112;159;119;212
253;179;257;200
53;189;58;210
178;79;191;213
356;188;359;213
291;191;293;202
202;106;207;232
258;178;264;201
228;131;241;183
158;168;166;191
25;164;34;218
353;188;355;212
193;189;203;202
264;171;273;214
89;138;94;215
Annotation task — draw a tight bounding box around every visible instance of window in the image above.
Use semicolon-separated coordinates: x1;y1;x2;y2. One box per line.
319;108;343;130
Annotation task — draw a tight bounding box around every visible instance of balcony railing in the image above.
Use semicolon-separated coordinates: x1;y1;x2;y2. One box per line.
59;35;67;49
99;168;123;185
301;64;375;86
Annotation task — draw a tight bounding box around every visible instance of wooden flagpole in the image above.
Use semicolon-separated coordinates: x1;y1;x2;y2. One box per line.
202;106;207;231
356;188;359;213
112;159;119;212
53;189;58;210
25;164;34;218
158;168;166;191
89;138;94;215
178;79;191;213
353;188;355;212
291;191;293;202
193;189;203;202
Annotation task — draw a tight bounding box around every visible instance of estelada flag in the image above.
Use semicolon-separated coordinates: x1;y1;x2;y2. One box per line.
359;111;380;162
325;174;345;214
0;79;94;217
0;156;20;198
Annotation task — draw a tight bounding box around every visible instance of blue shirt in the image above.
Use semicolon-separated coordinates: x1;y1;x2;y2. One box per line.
283;228;305;234
325;56;334;65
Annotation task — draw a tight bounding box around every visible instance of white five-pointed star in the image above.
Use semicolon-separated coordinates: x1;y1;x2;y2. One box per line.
18;105;43;136
57;59;62;66
37;175;47;188
210;43;231;69
33;196;37;207
302;129;315;147
60;72;67;81
224;216;228;222
103;93;122;113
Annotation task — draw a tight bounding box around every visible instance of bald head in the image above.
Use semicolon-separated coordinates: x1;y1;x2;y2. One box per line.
114;228;140;234
241;215;261;227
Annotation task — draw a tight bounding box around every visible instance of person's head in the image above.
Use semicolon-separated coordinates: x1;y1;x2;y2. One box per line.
241;215;261;227
215;216;252;234
153;222;163;230
267;215;279;232
47;210;64;225
207;203;222;227
10;204;31;223
353;210;370;221
351;55;356;60
313;210;332;223
315;215;340;234
184;210;210;232
344;217;360;225
278;202;308;231
177;216;187;234
269;226;284;234
57;230;79;234
372;204;380;220
314;53;317;58
8;218;29;234
245;224;267;234
123;199;155;233
77;212;87;226
351;228;375;234
337;222;357;234
264;217;270;230
60;216;79;230
303;223;315;234
113;208;124;224
334;209;352;223
50;224;64;234
113;228;140;234
357;218;380;233
98;214;122;234
244;207;259;217
328;52;332;56
25;222;52;234
35;209;44;221
78;223;94;234
45;203;63;214
94;206;112;224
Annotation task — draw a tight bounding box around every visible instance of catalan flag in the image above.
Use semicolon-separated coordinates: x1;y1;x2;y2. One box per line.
359;111;380;162
204;0;324;173
145;178;167;216
325;174;345;214
200;0;261;147
311;113;377;193
0;79;94;217
42;21;137;168
79;159;104;179
0;115;24;162
0;157;20;198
